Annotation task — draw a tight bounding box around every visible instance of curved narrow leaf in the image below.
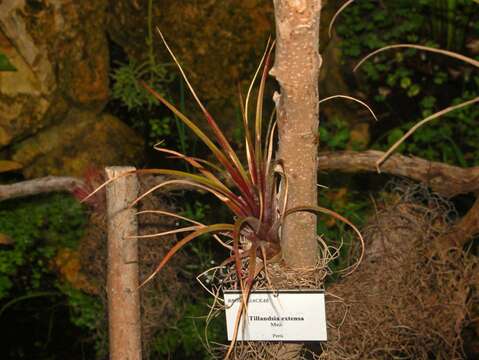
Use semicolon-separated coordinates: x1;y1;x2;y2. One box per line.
328;0;355;38
354;44;479;71
142;83;258;214
154;29;254;197
131;178;247;217
154;146;229;192
136;209;232;250
130;225;202;239
285;205;364;275
376;96;479;171
319;95;378;122
140;223;234;288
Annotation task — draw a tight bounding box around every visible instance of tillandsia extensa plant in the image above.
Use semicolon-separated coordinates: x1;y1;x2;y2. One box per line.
133;30;363;287
87;29;363;355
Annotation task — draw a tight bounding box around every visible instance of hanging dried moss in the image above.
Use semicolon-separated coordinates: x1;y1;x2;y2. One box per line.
195;182;477;359
322;183;478;360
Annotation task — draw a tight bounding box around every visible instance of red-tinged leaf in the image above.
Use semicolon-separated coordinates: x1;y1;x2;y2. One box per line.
154;146;228;191
243;39;273;194
130;225;202;239
154;29;256;207
142;83;230;166
139;223;234;288
131;177;248;217
142;83;258;215
254;41;274;167
81;168;137;203
238;87;258;186
82;167;250;217
232;216;261;289
136;210;230;250
136;209;203;225
225;242;262;360
184;156;224;174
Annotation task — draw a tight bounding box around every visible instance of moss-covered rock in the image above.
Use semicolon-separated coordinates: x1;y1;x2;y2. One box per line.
0;1;147;177
0;0;110;149
12;110;144;178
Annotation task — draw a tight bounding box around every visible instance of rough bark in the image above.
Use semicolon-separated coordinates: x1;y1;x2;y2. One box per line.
272;0;321;268
318;150;479;250
318;150;479;198
105;167;141;360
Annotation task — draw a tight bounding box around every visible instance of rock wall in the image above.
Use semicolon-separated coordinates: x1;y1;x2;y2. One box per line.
0;0;143;177
107;0;275;134
0;0;359;178
108;0;274;102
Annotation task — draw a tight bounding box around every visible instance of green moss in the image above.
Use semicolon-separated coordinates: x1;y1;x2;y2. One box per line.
0;52;16;72
336;0;479;166
151;300;225;358
0;193;86;299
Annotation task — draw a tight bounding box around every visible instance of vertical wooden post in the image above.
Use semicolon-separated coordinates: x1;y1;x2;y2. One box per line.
105;166;142;360
271;0;322;268
270;2;322;357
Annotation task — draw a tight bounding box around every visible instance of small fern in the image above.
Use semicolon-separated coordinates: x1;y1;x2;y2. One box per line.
111;59;175;110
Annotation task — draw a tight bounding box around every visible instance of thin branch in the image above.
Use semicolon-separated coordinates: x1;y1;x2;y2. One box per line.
0;176;85;202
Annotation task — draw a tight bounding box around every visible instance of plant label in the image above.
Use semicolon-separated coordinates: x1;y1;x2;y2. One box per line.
223;289;327;341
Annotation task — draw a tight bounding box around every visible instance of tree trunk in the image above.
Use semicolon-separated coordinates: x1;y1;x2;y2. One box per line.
270;2;321;357
272;0;321;268
105;167;142;360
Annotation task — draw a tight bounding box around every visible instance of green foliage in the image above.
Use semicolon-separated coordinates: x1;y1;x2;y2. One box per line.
151;300;225;358
111;60;175;110
58;283;103;331
0;194;108;357
0;52;16;72
320;118;351;150
57;283;106;356
337;0;479;167
0;194;86;299
317;188;370;276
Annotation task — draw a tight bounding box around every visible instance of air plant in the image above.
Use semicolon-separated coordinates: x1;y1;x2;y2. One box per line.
87;29;363;357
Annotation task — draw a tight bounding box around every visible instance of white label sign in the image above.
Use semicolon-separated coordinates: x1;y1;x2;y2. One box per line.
224;290;327;341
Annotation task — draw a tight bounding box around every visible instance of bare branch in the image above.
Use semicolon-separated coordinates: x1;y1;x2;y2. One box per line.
318;150;479;197
0;176;85;202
